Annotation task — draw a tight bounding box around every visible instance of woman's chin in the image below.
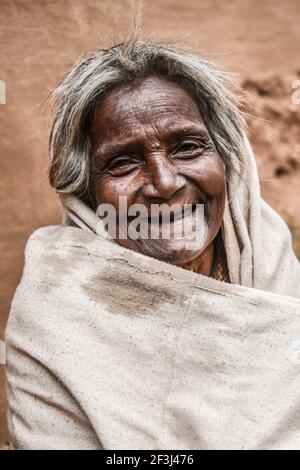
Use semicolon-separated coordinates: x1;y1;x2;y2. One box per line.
120;237;207;266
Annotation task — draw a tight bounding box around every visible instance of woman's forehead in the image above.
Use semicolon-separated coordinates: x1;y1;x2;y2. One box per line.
90;75;207;147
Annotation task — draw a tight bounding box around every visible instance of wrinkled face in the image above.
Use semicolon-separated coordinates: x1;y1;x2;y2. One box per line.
90;75;226;267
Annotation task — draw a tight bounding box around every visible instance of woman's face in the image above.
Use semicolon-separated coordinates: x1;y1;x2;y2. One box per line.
90;75;226;268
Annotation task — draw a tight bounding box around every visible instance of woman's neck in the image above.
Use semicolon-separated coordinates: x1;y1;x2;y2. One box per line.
178;241;215;276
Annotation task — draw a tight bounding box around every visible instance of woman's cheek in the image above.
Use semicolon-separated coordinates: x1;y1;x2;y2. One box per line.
95;178;137;213
200;161;226;197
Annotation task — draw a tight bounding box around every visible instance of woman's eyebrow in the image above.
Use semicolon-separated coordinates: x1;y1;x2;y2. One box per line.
94;139;143;158
94;123;210;157
164;123;210;138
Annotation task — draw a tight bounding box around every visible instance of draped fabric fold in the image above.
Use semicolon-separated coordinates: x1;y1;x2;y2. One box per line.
5;137;300;449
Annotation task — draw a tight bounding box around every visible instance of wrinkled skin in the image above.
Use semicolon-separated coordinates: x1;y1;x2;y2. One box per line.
90;75;226;276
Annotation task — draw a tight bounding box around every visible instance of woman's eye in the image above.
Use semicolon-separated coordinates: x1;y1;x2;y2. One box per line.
179;143;198;152
172;141;202;157
108;156;140;175
111;158;132;169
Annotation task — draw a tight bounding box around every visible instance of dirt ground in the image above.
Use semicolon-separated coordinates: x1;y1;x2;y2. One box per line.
0;0;299;449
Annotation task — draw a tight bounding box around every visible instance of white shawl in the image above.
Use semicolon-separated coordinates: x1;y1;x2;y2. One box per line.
5;139;300;450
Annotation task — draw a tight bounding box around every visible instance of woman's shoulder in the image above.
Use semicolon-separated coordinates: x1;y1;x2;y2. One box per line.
5;225;97;349
26;224;92;251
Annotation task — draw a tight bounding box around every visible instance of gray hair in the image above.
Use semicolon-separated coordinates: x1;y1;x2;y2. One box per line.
49;41;248;208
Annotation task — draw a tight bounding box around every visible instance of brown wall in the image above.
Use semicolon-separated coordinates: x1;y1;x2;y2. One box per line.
1;0;300;448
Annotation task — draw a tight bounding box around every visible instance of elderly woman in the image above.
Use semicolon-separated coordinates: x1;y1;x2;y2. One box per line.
5;41;300;450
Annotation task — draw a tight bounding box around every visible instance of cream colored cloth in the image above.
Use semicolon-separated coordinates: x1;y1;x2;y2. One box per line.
5;136;300;449
5;221;300;450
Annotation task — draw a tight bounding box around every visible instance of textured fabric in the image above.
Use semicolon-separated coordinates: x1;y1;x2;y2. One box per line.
5;136;300;450
5;224;300;450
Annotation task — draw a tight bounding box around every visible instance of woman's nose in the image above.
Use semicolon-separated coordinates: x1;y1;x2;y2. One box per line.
141;158;186;200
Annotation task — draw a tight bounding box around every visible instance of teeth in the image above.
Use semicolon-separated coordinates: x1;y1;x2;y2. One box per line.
127;204;198;223
153;206;197;223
